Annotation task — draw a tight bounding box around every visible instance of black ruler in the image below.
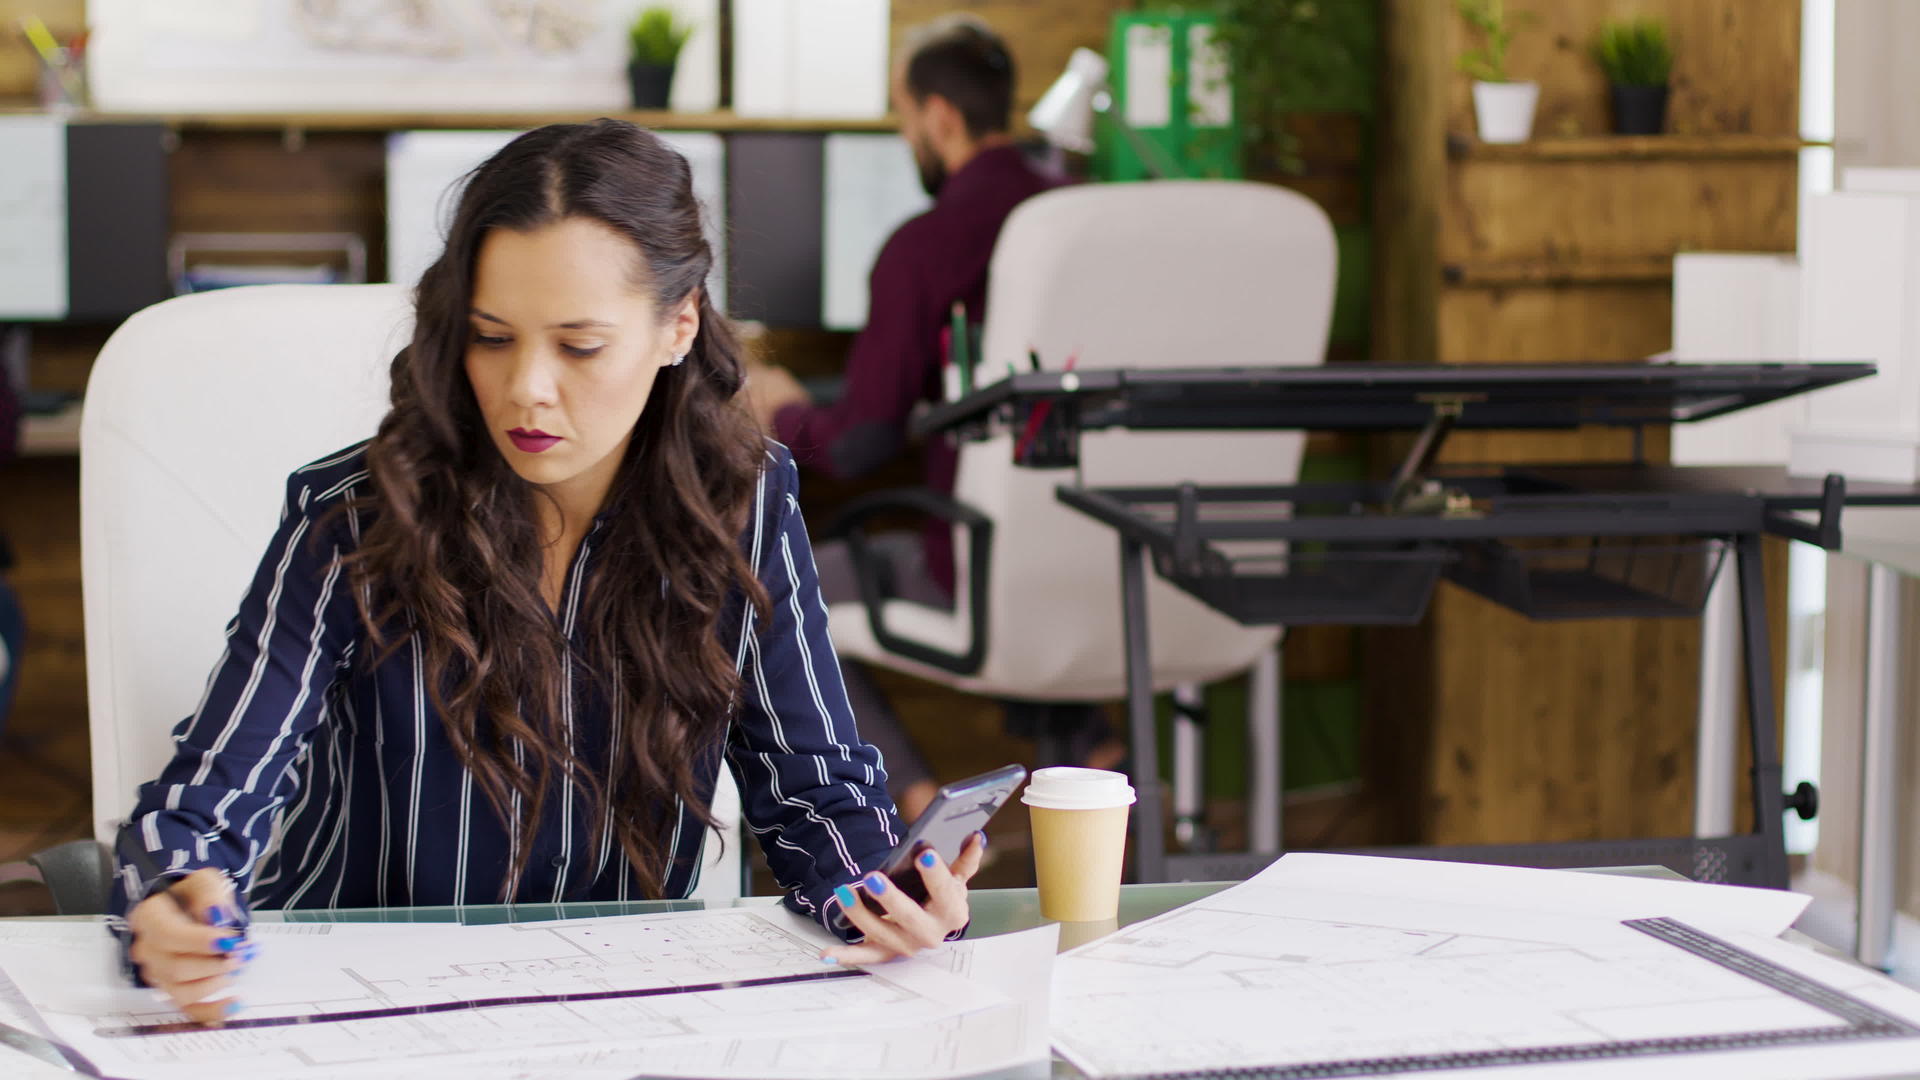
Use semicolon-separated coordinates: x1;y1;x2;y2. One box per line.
1113;917;1918;1080
95;966;868;1039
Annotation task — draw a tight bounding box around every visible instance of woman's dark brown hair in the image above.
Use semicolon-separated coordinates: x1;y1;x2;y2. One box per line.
347;119;770;899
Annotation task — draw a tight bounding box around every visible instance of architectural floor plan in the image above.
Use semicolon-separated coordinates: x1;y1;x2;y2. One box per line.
1052;854;1920;1080
0;905;1053;1080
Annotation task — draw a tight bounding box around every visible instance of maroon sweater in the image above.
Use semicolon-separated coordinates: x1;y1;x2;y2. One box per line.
774;144;1059;595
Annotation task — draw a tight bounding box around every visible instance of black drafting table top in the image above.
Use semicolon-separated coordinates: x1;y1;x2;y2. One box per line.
913;362;1877;438
1494;465;1920;508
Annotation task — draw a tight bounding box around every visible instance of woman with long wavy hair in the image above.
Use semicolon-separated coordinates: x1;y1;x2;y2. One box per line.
109;120;980;1023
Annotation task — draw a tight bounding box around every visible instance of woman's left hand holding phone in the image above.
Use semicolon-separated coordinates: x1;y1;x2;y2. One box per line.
821;832;987;965
125;867;257;1025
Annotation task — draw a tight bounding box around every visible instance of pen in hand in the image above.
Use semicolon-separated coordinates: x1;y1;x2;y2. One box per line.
125;868;256;1025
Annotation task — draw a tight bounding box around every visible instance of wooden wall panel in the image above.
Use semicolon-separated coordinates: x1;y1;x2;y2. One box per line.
0;458;91;836
1420;586;1699;844
1437;284;1673;363
169;132;391;281
1427;279;1694;845
1443;0;1801;139
1442;159;1798;263
1373;0;1800;855
1434;284;1672;465
1373;0;1448;370
1265;113;1373;227
889;1;1135;128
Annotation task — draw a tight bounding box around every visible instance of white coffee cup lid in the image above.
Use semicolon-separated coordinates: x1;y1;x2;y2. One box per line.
1020;767;1137;811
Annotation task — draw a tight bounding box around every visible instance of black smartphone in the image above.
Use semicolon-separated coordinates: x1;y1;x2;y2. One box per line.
868;763;1027;908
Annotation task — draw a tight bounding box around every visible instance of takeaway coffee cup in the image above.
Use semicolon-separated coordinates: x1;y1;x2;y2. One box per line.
1021;767;1136;922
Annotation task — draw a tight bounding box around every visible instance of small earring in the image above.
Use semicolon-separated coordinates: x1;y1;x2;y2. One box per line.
670;352;686;367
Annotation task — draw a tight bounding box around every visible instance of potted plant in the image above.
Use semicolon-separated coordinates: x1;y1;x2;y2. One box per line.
1209;0;1378;176
1457;0;1536;144
627;7;692;111
1592;18;1673;135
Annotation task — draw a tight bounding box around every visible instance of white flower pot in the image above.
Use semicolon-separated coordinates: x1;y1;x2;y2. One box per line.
1473;80;1539;144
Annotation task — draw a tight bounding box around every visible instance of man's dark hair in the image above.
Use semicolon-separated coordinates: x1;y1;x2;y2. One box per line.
902;16;1015;138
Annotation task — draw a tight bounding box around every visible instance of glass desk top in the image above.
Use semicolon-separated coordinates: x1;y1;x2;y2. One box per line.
252;880;1231;941
10;867;1847;1079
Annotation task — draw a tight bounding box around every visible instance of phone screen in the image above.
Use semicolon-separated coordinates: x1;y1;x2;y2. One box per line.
872;763;1026;907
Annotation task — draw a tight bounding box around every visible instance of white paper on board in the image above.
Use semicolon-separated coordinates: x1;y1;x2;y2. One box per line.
823;134;931;330
0;116;68;320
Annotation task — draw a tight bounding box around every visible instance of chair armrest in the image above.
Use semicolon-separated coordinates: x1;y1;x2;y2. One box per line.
823;488;992;676
28;839;113;915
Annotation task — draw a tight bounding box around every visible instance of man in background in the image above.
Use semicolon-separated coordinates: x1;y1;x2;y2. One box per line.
746;15;1059;820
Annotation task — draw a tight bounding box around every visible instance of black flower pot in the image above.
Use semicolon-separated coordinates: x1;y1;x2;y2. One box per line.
1609;83;1669;135
627;61;675;110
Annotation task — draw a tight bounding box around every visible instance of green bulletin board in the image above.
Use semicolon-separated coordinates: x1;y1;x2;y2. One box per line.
1096;10;1242;181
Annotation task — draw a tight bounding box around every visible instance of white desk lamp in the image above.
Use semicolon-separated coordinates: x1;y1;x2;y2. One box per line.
1028;47;1187;179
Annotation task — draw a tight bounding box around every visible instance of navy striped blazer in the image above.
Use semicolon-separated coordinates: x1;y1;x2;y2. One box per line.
108;441;899;940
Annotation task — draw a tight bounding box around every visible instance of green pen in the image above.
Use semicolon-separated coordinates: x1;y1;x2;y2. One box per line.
950;301;973;396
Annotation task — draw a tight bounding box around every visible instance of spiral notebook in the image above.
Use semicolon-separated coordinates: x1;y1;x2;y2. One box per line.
1052;854;1920;1080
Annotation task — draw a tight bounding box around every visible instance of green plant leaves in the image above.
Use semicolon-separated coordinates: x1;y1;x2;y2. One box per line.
629;7;693;67
1454;0;1535;84
1591;18;1673;87
1208;0;1377;174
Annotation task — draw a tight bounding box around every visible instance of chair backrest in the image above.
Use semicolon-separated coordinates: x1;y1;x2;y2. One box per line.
81;284;742;898
957;181;1337;698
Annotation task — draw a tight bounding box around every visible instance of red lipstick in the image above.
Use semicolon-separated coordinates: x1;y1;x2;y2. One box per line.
507;428;562;454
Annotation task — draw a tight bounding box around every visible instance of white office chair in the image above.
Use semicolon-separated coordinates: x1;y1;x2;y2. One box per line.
826;181;1338;876
35;283;742;911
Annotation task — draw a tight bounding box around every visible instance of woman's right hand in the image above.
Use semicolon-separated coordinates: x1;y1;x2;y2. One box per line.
125;868;255;1024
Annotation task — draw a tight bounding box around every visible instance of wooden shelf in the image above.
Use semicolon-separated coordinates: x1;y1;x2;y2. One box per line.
1447;133;1819;162
19;399;82;457
1442;255;1674;288
0;107;900;134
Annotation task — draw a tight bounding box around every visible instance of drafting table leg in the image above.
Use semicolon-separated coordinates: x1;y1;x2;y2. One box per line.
1120;536;1168;883
1735;532;1790;891
1248;643;1283;856
1858;563;1903;971
1173;683;1208;851
1695;572;1741;838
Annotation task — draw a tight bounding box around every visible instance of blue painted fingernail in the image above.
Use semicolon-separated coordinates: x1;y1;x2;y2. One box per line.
865;873;888;895
206;906;233;927
918;850;938;869
224;1001;242;1016
833;885;856;908
215;936;244;953
977;830;989;849
821;954;839;965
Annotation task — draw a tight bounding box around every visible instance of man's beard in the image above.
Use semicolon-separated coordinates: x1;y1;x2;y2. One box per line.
913;139;947;197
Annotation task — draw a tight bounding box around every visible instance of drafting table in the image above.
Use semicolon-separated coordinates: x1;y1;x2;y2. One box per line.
917;362;1920;889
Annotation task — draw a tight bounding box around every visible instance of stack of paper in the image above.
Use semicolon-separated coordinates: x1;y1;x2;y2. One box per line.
1053;854;1920;1080
0;904;1054;1080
